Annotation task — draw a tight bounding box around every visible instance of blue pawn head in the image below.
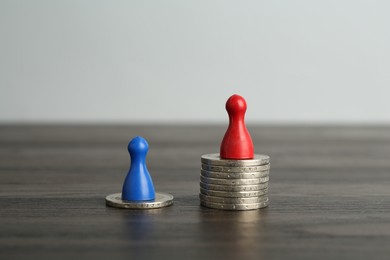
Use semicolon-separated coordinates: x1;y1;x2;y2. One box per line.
121;136;155;201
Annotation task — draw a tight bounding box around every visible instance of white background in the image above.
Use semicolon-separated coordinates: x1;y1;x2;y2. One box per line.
1;1;389;123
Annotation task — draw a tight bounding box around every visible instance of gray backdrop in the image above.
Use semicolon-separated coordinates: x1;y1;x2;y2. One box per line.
1;1;389;123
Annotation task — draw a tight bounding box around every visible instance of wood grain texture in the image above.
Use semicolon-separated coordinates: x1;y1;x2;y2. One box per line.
1;125;390;260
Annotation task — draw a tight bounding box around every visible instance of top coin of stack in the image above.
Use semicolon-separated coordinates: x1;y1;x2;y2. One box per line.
199;94;271;210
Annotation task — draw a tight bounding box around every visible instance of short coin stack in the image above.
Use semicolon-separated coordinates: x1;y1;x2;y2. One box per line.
199;153;270;210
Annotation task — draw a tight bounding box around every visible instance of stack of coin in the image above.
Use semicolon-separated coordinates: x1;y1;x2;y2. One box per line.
200;153;270;210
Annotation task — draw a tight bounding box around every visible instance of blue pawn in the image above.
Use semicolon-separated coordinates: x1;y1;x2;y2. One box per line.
121;136;155;201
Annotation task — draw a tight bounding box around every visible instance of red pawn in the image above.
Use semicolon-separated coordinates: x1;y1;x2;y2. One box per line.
220;94;254;159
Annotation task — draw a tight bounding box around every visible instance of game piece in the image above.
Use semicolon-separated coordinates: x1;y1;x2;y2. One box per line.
106;136;173;209
122;136;155;201
199;94;271;210
220;94;254;159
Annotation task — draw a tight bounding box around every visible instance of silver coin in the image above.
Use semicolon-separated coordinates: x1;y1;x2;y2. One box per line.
199;193;268;204
105;192;174;209
201;169;269;179
200;198;269;211
201;153;270;167
201;163;270;173
200;187;268;198
200;181;268;192
200;175;269;185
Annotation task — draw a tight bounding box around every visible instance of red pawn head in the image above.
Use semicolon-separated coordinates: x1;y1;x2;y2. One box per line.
220;94;254;159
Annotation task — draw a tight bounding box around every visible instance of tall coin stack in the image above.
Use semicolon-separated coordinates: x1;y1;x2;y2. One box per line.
199;153;270;210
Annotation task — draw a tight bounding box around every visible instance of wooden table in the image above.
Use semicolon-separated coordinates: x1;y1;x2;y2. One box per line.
1;125;390;260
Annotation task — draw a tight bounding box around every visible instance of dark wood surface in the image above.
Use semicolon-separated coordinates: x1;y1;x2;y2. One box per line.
1;124;390;260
